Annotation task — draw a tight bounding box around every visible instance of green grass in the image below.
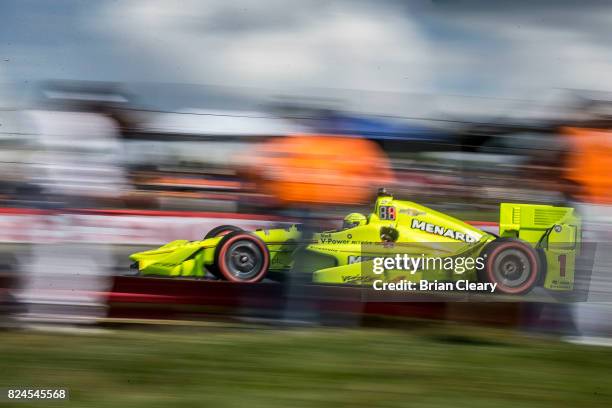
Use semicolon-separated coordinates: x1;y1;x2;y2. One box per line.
1;324;611;408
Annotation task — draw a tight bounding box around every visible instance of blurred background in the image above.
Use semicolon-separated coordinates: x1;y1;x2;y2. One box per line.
1;1;612;406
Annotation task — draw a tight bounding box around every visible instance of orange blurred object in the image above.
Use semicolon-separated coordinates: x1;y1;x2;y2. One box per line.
563;127;612;204
247;135;394;206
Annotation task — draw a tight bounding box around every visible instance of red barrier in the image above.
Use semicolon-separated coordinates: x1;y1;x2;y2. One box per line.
107;276;509;324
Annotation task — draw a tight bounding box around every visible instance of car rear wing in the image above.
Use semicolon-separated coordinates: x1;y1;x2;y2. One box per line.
499;203;581;291
499;203;580;249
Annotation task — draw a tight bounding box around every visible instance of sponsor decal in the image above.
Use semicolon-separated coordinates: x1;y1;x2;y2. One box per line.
320;237;351;244
347;255;375;264
342;274;375;283
411;219;477;243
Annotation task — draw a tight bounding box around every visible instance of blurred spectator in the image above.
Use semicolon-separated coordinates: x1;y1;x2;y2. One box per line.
19;106;130;325
562;126;612;339
27;110;129;207
563;127;612;204
245;134;393;324
244;134;393;208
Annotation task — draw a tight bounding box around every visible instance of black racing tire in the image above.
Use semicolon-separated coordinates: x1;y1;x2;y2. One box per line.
477;238;541;295
213;231;270;283
204;225;243;240
204;225;244;278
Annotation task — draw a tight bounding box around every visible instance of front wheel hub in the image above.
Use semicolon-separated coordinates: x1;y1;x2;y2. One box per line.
226;241;263;279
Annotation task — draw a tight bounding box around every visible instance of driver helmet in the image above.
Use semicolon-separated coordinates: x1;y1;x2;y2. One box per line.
343;213;367;229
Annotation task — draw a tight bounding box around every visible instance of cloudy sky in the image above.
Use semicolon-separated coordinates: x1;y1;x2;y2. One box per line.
2;0;612;115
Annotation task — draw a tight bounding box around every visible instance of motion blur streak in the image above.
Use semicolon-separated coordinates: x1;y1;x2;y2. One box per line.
1;1;612;407
244;135;393;206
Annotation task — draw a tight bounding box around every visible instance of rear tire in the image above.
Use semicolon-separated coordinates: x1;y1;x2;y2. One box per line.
214;232;269;283
478;238;541;295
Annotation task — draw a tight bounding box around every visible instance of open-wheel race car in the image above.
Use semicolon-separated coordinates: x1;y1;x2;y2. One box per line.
130;190;581;295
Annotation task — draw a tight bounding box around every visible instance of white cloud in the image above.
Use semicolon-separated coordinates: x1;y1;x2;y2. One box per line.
438;11;612;99
86;0;612;118
93;0;434;93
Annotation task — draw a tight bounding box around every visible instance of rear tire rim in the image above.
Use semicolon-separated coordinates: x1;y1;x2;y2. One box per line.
492;249;531;288
224;241;263;280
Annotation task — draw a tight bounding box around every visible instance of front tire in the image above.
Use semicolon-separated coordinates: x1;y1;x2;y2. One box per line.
204;225;244;278
204;225;243;240
214;232;270;283
478;238;541;295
